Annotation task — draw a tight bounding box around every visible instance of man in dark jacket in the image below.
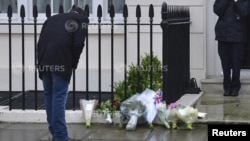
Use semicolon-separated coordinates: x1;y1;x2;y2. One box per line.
37;6;88;141
213;0;250;96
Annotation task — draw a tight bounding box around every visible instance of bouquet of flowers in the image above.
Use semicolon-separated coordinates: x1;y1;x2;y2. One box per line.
166;103;179;129
176;105;198;129
79;99;98;128
156;101;171;129
157;102;198;129
141;89;161;128
95;100;117;123
120;89;161;130
119;94;146;130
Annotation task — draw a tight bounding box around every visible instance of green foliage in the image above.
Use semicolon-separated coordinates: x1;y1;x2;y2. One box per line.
113;81;133;102
128;53;162;93
114;53;162;102
95;100;117;116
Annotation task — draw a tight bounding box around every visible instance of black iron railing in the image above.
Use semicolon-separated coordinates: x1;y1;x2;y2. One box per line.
0;2;190;110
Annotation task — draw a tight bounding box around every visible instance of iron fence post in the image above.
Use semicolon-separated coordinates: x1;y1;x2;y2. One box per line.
97;5;102;104
8;5;12;111
123;4;128;99
136;5;141;93
149;4;154;90
33;5;38;110
110;4;115;105
20;5;26;110
85;5;90;99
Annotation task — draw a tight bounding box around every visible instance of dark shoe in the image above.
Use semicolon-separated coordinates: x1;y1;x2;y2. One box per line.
231;91;239;97
223;90;231;96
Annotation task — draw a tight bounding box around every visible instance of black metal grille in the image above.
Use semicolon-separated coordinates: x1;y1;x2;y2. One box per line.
0;2;190;110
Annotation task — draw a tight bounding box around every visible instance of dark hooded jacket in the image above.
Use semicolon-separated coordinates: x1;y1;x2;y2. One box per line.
213;0;250;43
37;12;89;81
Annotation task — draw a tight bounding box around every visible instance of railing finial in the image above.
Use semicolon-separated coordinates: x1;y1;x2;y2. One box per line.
59;5;64;14
20;5;25;18
33;5;38;18
123;4;128;18
7;5;12;18
84;5;90;17
46;4;51;18
97;5;102;18
136;5;141;18
149;4;154;18
109;4;115;18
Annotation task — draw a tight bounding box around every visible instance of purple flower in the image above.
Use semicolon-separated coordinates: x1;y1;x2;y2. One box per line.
168;102;177;109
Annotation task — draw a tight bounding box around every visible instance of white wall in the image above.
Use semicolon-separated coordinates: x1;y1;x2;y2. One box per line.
205;0;222;78
0;0;207;91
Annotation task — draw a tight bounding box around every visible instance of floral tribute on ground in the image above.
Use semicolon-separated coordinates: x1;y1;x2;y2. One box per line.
79;99;98;128
119;88;200;130
95;99;117;123
119;89;158;130
80;88;204;130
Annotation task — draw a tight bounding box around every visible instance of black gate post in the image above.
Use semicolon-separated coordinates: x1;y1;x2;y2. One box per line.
161;3;191;104
161;2;168;104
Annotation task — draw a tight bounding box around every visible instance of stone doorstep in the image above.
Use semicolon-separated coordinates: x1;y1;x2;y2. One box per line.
0;93;203;124
175;92;203;107
201;77;250;94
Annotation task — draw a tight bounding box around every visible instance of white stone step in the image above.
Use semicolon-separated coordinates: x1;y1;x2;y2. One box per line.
201;76;250;94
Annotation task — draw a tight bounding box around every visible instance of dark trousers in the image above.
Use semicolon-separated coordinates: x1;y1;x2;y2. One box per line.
218;41;244;93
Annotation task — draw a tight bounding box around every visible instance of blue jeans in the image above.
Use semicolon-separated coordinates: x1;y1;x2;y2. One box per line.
42;72;69;141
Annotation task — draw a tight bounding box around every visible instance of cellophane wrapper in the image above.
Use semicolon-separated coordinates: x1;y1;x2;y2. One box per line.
140;89;158;125
120;93;147;130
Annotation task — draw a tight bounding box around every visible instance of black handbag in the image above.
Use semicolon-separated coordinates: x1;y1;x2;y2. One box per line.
234;0;250;17
185;78;201;94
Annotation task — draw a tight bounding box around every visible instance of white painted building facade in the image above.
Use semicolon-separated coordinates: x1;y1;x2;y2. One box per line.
0;0;225;92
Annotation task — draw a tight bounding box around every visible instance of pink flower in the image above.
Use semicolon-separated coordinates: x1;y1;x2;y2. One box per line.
168;102;177;109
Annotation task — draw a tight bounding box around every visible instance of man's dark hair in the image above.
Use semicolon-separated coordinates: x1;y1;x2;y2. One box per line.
70;5;86;16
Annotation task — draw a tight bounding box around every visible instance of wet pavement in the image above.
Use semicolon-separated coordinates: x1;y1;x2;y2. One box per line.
195;93;250;124
1;92;250;141
0;123;208;141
